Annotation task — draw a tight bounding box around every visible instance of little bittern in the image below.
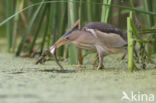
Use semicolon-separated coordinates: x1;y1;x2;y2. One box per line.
50;22;127;70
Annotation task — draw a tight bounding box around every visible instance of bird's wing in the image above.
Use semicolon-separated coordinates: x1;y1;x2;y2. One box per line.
95;30;127;48
83;22;127;41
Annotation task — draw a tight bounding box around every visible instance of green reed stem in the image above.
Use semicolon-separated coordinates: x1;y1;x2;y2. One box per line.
127;12;134;72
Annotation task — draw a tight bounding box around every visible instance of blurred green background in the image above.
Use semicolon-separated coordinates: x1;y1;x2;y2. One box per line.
0;0;156;69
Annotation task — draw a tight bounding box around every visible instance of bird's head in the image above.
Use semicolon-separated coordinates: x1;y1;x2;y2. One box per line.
54;28;79;48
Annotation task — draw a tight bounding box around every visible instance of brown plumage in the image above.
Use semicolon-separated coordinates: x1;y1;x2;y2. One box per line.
83;22;127;41
50;22;127;70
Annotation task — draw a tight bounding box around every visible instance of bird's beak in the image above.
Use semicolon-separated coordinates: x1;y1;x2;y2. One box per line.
50;38;68;54
55;38;68;48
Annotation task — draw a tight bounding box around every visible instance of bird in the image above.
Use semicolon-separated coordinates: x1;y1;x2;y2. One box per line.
50;22;127;70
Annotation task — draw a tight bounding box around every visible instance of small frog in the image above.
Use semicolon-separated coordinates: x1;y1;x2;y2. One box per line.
36;47;64;70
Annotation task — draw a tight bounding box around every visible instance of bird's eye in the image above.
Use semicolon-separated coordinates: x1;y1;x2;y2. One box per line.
66;37;69;40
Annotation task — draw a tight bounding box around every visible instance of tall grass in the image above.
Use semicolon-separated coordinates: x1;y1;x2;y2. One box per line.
101;0;112;22
0;0;156;71
16;0;44;56
29;4;47;54
144;0;154;27
4;0;12;52
12;0;20;52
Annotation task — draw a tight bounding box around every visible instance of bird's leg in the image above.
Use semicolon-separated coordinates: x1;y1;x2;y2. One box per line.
121;46;138;60
97;53;104;70
78;48;83;72
78;48;83;65
121;50;127;60
93;54;98;67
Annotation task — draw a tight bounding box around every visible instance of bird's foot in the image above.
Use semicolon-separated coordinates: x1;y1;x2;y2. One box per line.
78;65;81;72
96;64;104;70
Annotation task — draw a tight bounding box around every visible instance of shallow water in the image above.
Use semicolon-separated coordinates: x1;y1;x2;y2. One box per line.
0;52;156;103
0;39;156;103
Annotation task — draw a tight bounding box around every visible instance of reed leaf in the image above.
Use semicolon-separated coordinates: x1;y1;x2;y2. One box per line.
67;0;78;64
87;0;92;22
1;1;156;27
144;0;154;27
139;29;156;34
56;2;67;57
16;0;44;56
50;1;57;44
101;0;112;22
12;0;21;52
127;12;134;72
40;5;50;54
4;0;12;52
29;4;46;54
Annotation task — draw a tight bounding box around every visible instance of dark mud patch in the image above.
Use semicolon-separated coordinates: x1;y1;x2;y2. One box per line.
11;71;25;74
39;69;76;73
